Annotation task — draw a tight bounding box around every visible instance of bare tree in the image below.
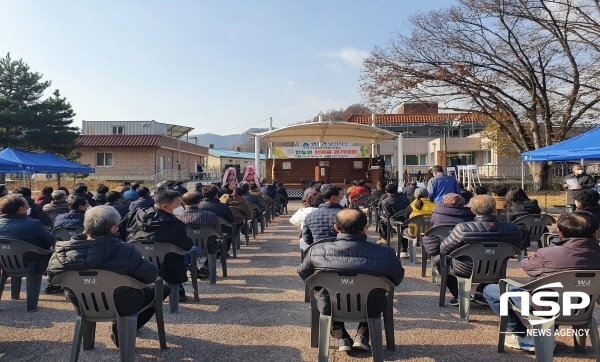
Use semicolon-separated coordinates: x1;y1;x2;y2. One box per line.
360;0;600;188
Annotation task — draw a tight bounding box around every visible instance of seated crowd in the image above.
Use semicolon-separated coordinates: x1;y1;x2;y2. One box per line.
0;177;287;309
291;164;600;354
3;166;600;358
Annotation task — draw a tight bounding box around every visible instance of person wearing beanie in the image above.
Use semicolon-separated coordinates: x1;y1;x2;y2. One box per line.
574;189;600;223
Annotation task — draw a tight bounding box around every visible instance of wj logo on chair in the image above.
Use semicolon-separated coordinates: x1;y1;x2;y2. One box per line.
500;282;591;332
82;278;97;285
144;246;154;250
0;245;10;249
340;278;355;285
484;249;495;254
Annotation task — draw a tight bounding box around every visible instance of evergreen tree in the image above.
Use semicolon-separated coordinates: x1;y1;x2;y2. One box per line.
0;53;79;157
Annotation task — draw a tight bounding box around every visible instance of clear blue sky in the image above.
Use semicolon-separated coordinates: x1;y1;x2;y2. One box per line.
1;1;451;135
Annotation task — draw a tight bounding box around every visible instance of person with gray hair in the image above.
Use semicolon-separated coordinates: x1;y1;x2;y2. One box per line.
42;189;70;217
435;195;521;306
47;205;169;347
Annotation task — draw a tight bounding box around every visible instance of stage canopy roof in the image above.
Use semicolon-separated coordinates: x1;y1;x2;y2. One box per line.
521;127;600;162
0;148;95;174
252;121;398;143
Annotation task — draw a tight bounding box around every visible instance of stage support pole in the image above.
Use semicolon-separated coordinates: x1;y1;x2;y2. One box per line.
255;136;261;180
397;133;404;187
521;162;524;189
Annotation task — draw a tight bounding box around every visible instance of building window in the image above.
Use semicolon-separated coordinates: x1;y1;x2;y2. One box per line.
463;128;472;137
112;126;124;135
96;153;113;167
405;155;427;166
450;129;460;137
483;150;492;164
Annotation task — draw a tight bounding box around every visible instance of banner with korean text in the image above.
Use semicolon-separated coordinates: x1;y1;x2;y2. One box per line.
272;146;370;159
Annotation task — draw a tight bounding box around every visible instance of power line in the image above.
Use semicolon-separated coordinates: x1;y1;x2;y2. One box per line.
209;118;270;134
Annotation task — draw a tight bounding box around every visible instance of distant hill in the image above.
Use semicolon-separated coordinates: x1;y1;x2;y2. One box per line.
187;128;269;150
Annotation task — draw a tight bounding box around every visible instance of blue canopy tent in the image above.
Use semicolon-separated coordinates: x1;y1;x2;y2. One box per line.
0;148;94;174
520;126;600;188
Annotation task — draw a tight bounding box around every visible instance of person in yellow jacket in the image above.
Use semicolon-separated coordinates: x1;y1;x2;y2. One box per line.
402;188;437;256
409;188;436;218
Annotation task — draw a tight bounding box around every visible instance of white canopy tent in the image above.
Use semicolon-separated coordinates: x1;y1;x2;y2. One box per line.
249;121;405;184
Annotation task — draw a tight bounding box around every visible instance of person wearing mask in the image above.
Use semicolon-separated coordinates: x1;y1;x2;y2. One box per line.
0;184;8;197
120;189;193;302
15;187;52;227
302;181;317;203
229;187;253;226
53;197;89;228
114;182;131;194
563;164;596;212
348;180;370;205
427;165;461;204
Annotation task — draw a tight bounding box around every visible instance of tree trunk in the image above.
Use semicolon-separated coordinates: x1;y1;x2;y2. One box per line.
528;161;554;191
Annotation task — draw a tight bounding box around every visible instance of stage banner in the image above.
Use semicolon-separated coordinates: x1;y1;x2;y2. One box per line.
272;146;370;159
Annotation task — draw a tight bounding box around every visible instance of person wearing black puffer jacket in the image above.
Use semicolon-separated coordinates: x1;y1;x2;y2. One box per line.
298;209;404;352
47;205;169;347
437;195;521;306
421;193;474;257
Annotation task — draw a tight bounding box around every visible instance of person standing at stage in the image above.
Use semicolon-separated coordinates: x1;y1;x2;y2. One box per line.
427;165;461;204
563;164;596;211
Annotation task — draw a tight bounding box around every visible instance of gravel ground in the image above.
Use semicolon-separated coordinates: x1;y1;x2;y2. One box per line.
0;201;596;361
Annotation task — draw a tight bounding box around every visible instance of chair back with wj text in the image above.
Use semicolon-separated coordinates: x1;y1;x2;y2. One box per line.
306;272;396;362
439;242;520;322
498;270;600;361
129;239;198;312
185;226;225;285
513;214;555;242
51;269;166;362
52;226;84;241
0;238;53;312
421;224;456;282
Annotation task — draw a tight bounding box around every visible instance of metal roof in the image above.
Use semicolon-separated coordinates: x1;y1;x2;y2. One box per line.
346;113;485;124
209;149;266;160
253;121;398;143
166;124;194;139
77;135;162;147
